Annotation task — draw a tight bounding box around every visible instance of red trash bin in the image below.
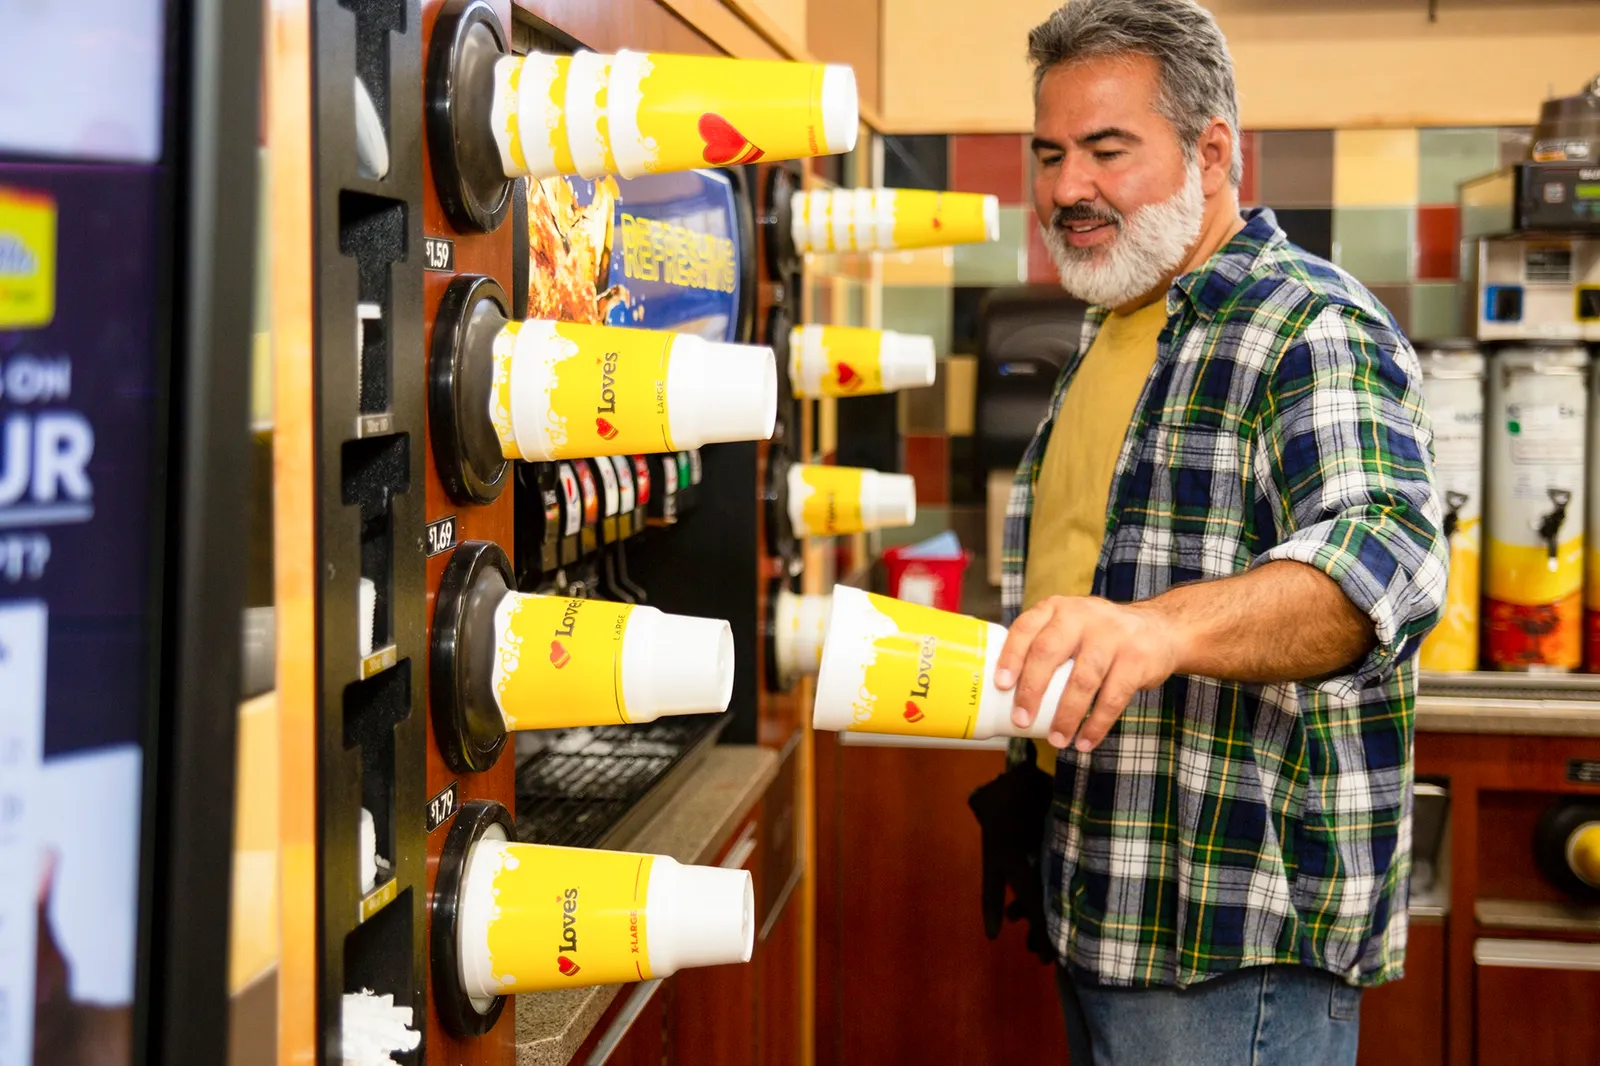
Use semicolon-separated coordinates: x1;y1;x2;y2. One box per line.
882;547;973;612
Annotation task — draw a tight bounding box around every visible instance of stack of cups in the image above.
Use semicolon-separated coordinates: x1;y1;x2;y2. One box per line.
813;586;1074;742
786;463;916;538
458;831;754;998
492;593;736;731
491;49;860;181
788;324;937;398
791;187;1000;253
774;588;833;685
488;319;777;461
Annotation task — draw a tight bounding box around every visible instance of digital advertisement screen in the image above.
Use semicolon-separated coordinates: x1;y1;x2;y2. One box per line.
525;169;744;342
0;164;164;1066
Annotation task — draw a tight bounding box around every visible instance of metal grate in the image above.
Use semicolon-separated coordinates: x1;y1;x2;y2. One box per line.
514;716;724;848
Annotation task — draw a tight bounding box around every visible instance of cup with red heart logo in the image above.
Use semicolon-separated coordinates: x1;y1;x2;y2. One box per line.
607;50;859;179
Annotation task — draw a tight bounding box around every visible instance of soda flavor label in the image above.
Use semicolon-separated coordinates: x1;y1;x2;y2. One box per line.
480;842;655;992
613;54;830;175
513;320;676;460
793;325;884;397
0;186;57;329
793;465;865;536
840;592;988;739
492;595;634;729
1487;595;1583;669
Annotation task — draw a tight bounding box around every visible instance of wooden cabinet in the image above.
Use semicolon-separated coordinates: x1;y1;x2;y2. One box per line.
1357;918;1446;1066
1474;941;1600;1066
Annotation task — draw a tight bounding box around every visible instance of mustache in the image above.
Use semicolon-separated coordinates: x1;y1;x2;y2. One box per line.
1051;202;1121;228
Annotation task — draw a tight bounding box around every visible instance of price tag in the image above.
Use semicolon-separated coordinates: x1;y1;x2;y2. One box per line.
426;781;459;833
426;515;457;557
423;236;455;272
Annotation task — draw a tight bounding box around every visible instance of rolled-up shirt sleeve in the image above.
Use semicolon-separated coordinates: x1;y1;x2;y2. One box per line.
1250;302;1449;692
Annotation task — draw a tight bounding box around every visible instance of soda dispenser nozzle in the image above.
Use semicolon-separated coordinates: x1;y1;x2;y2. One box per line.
1442;490;1468;541
1535;488;1572;571
431;541;737;773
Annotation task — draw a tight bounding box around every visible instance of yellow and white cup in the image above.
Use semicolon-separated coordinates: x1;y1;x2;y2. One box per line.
792;188;1000;253
813;586;1072;742
491;52;575;179
488;319;777;462
786;463;916;538
491;594;734;731
457;835;754;1001
774;588;832;684
788;324;937;398
607;50;858;179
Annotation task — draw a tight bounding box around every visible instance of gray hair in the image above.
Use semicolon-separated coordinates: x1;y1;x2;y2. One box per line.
1028;0;1243;187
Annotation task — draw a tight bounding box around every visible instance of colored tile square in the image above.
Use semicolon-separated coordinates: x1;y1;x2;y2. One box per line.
880;246;954;288
945;355;978;436
1411;282;1467;340
951;286;988;354
1365;284;1412;336
1238;129;1261;206
881;285;953;354
951;134;1028;205
1418;128;1502;204
901;362;949;433
877;505;952;550
1416;205;1460;280
1258;130;1334;208
954;206;1029;286
1333;129;1419;207
1272;208;1334;261
1026;216;1059;285
903;435;950;504
1333;207;1414;285
1499;127;1534;168
884;134;949;191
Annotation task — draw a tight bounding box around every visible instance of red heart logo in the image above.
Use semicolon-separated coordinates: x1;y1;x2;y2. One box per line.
557;956;581;977
596;417;619;440
835;363;861;389
699;113;765;166
904;701;925;724
550;640;570;669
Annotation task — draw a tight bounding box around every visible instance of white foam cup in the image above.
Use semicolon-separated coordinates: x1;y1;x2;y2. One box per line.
666;337;778;447
622;609;736;719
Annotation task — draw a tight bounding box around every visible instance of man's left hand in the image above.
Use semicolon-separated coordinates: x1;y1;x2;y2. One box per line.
995;595;1183;751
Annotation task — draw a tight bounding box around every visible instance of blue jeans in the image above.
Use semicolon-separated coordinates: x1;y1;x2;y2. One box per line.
1056;964;1362;1066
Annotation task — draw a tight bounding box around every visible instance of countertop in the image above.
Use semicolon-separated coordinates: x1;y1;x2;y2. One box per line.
1416;697;1600;737
513;744;780;1066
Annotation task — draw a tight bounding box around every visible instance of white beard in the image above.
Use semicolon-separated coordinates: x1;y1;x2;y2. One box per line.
1041;163;1205;308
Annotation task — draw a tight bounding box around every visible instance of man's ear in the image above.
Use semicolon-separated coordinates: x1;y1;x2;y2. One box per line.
1197;118;1235;197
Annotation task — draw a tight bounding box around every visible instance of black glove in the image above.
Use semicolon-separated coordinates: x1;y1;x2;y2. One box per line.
968;738;1057;965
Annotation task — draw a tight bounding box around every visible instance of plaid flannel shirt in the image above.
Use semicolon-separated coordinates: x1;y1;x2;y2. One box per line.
1002;208;1447;989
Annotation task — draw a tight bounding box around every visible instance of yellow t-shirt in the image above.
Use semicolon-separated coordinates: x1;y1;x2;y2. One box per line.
1023;298;1167;609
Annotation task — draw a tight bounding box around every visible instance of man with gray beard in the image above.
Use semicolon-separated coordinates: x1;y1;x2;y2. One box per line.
992;2;1448;1062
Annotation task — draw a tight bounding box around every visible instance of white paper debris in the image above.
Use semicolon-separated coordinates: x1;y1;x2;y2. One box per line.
341;989;420;1065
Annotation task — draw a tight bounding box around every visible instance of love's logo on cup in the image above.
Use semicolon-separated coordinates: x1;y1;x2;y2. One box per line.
530;322;676;459
794;465;865;536
699;113;764;166
481;843;656;993
845;592;988;739
493;595;635;729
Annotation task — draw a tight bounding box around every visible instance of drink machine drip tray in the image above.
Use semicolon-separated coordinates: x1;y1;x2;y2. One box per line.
514;716;728;848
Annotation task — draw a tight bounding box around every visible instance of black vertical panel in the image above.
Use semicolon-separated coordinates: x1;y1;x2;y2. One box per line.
883;134;950;191
311;0;428;1060
146;0;261;1061
834;393;901;473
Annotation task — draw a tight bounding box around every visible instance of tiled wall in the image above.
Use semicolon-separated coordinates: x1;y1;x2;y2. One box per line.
877;126;1534;515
